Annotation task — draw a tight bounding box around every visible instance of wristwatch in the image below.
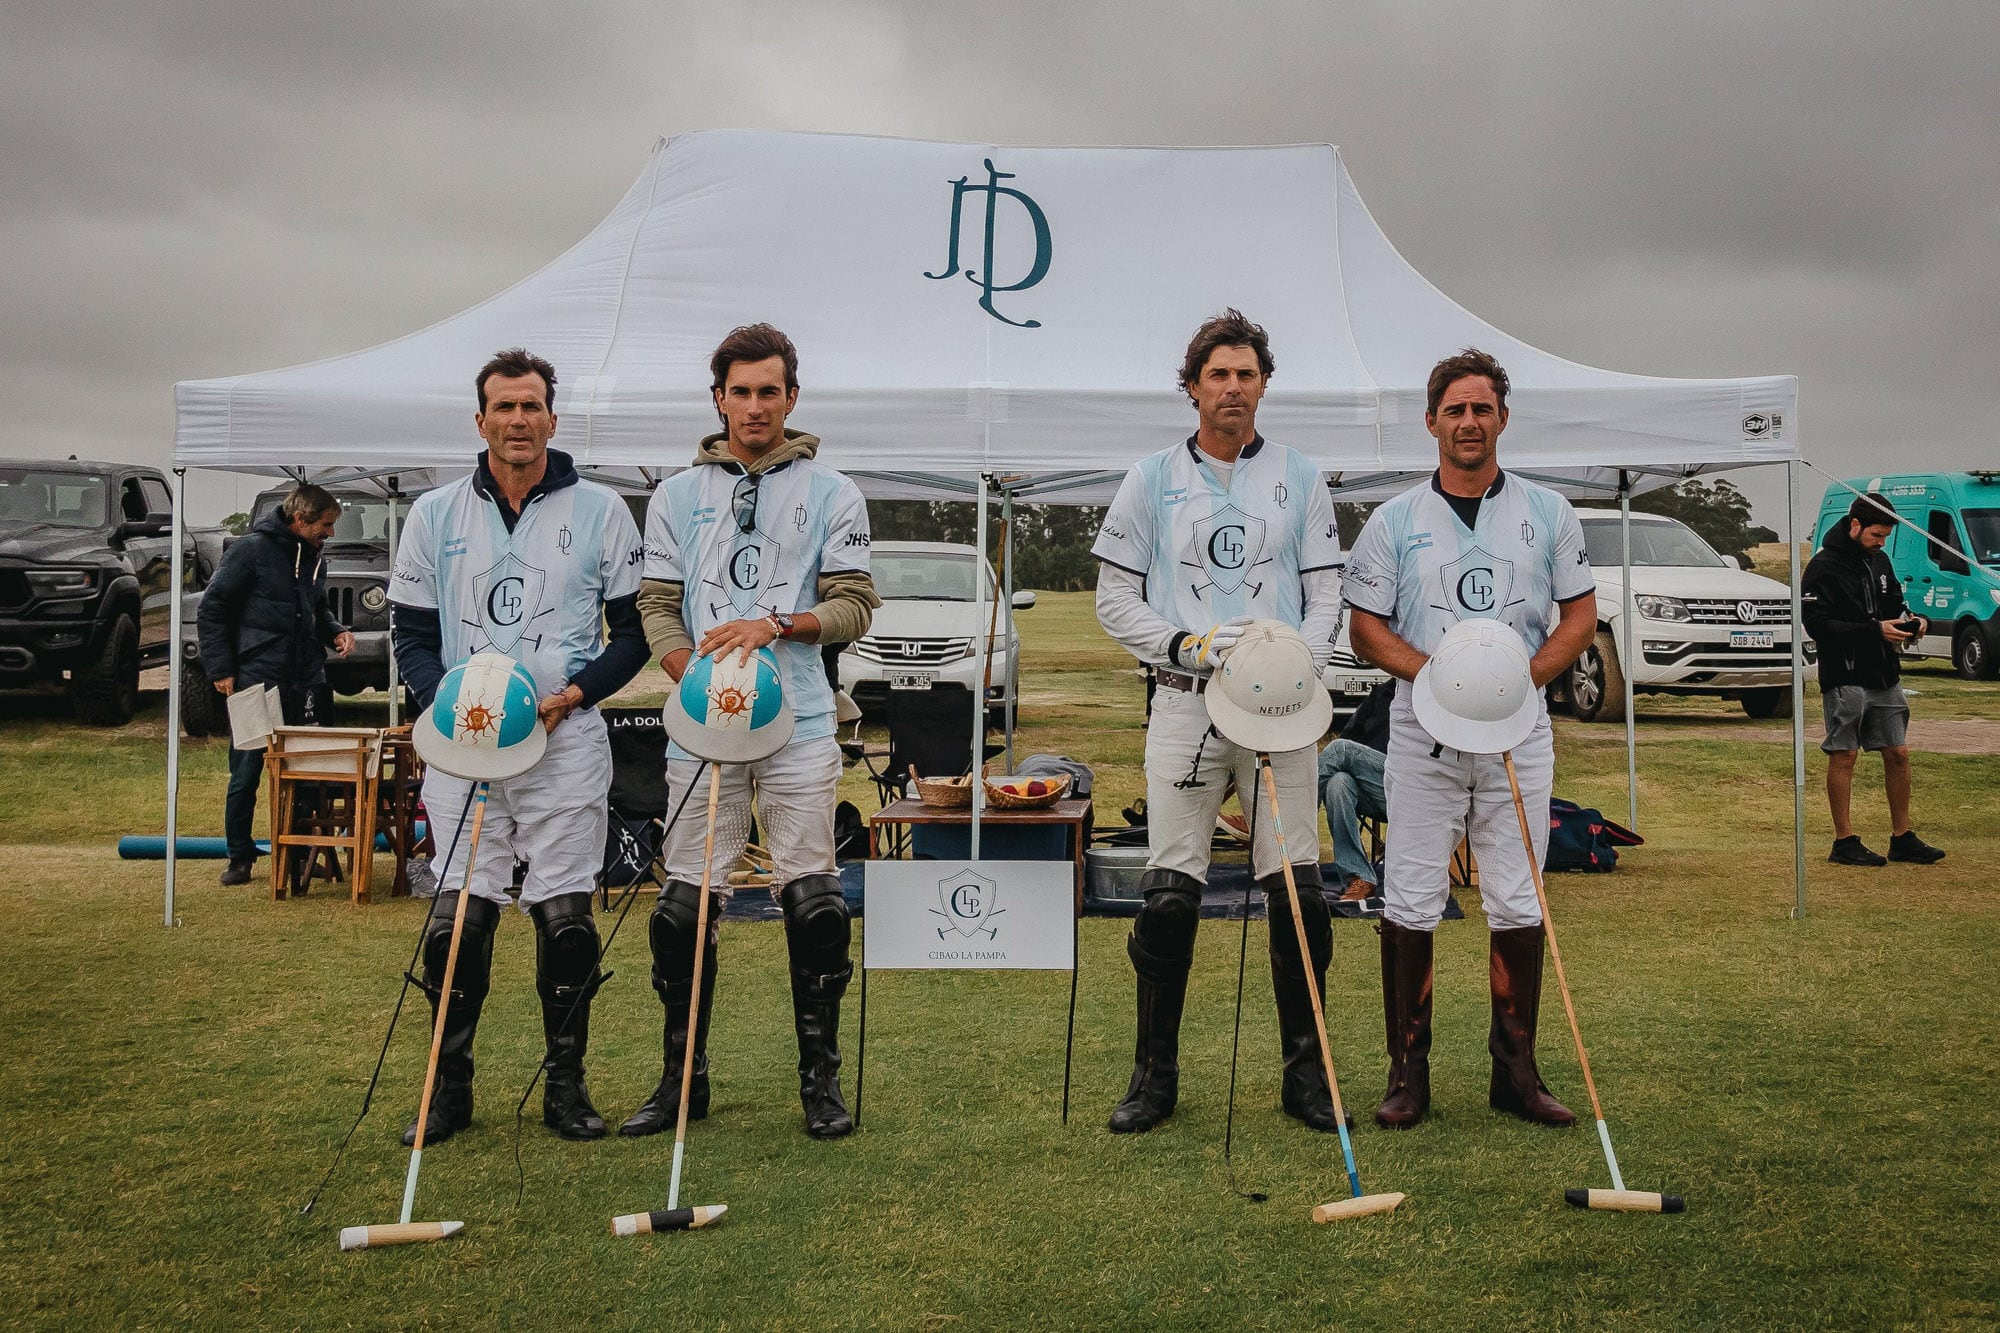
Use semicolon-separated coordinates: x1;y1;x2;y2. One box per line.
769;612;796;640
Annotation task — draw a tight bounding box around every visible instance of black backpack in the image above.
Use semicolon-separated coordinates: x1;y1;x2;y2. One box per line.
1545;799;1643;873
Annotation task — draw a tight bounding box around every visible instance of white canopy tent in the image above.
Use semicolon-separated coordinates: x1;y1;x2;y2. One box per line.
166;130;1805;926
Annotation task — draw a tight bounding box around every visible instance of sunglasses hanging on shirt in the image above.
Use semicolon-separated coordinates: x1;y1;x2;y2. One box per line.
732;471;762;533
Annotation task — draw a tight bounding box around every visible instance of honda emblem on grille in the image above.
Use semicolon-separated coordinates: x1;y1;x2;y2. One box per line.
901;641;921;658
1737;600;1757;624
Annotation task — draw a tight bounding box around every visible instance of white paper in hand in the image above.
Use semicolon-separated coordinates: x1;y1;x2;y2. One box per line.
227;684;284;750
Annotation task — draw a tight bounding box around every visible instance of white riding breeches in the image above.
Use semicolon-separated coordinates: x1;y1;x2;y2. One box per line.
1382;707;1554;932
1142;682;1321;883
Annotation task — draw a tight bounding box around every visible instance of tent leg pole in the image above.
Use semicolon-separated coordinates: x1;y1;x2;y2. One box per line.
165;468;186;929
1002;490;1015;771
1619;476;1637;832
1788;460;1807;919
970;474;989;860
387;487;401;729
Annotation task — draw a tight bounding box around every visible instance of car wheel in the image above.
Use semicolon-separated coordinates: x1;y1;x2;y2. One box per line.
179;658;228;737
71;615;140;726
1565;630;1628;723
1953;623;1996;681
1739;687;1793;720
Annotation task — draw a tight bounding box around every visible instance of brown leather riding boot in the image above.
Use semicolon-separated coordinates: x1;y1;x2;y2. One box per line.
1488;924;1575;1126
1375;920;1433;1128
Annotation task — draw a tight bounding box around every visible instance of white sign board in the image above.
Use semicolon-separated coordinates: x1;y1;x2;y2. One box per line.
863;860;1075;971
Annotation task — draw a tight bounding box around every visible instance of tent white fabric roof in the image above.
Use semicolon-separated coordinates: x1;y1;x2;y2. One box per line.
175;130;1798;481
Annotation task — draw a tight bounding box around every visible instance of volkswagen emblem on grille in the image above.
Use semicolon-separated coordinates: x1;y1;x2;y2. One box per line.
1736;600;1757;624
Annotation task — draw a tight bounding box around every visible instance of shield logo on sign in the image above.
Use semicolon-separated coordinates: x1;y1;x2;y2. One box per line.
931;868;1003;940
471;550;547;654
1190;503;1267;596
1439;546;1515;619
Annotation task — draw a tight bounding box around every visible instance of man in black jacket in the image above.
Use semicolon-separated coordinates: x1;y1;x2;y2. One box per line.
1802;494;1946;867
197;484;355;885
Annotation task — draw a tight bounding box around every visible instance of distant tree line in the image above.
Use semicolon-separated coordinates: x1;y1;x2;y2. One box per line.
864;477;1774;590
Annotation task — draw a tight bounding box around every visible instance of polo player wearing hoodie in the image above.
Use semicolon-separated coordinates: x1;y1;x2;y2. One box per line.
629;323;879;1141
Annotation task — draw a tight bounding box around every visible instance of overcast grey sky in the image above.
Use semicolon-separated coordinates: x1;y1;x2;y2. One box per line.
5;1;1995;524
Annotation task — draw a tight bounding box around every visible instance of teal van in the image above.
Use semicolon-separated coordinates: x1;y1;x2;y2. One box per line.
1813;471;2000;679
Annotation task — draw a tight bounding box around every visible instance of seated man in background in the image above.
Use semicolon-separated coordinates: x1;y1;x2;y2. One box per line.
1319;677;1391;915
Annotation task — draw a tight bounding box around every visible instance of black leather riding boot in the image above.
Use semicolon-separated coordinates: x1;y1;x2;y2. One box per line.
1262;865;1344;1133
1108;869;1200;1134
782;874;854;1139
532;892;607;1140
620;880;719;1137
401;893;500;1148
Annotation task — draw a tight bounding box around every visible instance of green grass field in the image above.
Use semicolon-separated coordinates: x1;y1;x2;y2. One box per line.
2;593;1996;1330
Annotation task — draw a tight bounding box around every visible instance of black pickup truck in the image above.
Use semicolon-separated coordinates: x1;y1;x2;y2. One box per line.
0;459;215;725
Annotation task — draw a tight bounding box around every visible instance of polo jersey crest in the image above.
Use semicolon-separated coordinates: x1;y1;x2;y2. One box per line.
644;455;871;746
1092;437;1340;632
390;473;643;699
1342;471;1594;661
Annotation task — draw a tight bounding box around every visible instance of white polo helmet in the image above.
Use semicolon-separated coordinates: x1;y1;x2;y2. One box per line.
413;651;549;781
1412;618;1540;754
663;645;795;763
1203;619;1333;754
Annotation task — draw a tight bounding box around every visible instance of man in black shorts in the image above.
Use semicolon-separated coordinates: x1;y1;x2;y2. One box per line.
1802;494;1945;867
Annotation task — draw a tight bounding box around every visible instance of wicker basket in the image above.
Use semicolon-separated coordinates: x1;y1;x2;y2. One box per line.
983;773;1072;810
911;771;975;808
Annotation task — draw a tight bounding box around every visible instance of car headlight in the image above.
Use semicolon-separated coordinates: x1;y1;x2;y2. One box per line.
359;585;388;614
1990;588;2000;607
25;568;98;597
1635;594;1691;622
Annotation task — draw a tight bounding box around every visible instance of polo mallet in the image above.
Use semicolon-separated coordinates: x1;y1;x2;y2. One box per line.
1501;753;1683;1216
340;780;492;1251
612;763;729;1236
1256;759;1406;1223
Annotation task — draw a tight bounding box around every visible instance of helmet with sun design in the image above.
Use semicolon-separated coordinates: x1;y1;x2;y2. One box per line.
413;651;549;781
663;644;794;763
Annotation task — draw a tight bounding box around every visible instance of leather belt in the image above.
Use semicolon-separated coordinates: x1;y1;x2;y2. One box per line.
1156;667;1205;693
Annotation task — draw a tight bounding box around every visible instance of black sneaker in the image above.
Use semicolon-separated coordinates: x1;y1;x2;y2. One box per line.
1828;836;1887;867
1887;831;1946;865
218;858;254;886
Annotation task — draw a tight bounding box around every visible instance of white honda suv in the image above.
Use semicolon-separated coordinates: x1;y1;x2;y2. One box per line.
1553;510;1816;722
838;541;1031;715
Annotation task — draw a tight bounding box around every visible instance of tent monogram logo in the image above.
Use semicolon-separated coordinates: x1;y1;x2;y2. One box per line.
924;159;1053;329
931;868;1004;940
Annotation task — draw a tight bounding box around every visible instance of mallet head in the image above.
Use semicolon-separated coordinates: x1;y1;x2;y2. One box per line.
1312;1193;1406;1223
1566;1188;1684;1214
339;1220;464;1251
611;1205;727;1236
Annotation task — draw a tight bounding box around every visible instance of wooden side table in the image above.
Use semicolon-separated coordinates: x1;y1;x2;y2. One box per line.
868;797;1093;914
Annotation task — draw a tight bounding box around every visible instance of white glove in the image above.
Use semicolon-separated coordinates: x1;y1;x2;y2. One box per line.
1189;615;1255;672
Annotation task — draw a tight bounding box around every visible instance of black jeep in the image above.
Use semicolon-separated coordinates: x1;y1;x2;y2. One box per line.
0;460;208;725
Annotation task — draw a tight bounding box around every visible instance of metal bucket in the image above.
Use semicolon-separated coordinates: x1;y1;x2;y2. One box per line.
1084;845;1152;902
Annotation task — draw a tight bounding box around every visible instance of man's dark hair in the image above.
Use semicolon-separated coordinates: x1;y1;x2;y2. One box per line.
710;324;800;393
1178;309;1274;394
280;483;341;523
1847;494;1899;533
1426;347;1512;417
476;347;557;413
